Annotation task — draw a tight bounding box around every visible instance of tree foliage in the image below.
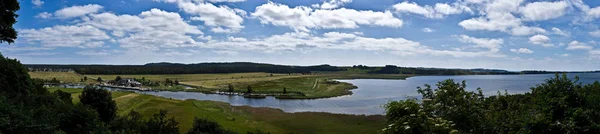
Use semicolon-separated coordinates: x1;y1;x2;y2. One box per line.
79;86;117;123
0;0;19;44
187;117;235;134
143;110;180;134
385;74;600;133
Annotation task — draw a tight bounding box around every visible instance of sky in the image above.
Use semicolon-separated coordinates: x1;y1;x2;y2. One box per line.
2;0;600;71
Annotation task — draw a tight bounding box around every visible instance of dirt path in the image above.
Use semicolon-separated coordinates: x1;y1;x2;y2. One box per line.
312;78;319;89
113;93;139;100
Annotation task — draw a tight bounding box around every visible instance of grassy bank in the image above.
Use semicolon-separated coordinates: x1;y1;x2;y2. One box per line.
49;88;385;134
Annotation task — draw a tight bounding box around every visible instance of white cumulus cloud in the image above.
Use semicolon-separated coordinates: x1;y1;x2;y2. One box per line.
392;1;471;19
32;0;44;7
178;2;245;33
528;34;553;47
20;25;110;48
566;41;593;50
519;1;568;21
54;4;104;19
252;2;403;32
458;35;503;52
313;0;352;9
510;48;533;54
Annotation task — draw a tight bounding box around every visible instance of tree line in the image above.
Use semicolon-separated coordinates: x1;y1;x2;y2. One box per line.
384;74;600;133
25;63;344;74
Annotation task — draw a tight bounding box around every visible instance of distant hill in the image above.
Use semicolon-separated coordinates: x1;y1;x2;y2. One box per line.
25;62;595;75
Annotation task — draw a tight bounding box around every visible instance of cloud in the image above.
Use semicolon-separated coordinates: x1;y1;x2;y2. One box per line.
197;35;212;41
566;41;593;50
0;47;54;52
198;32;504;58
519;1;568;21
83;8;203;35
590;50;600;59
590;30;600;37
76;50;111;56
586;6;600;20
457;0;555;36
228;37;248;42
458;35;503;52
252;2;403;31
528;35;553;47
312;0;352;9
214;50;239;55
552;27;569;37
36;12;52;19
84;9;203;51
54;4;104;19
163;50;193;57
20;25;110;48
207;0;245;3
422;28;435;33
510;48;533;54
32;0;44;7
25;8;204;51
459;12;521;33
392;1;471;19
118;30;199;51
510;26;546;36
178;2;245;33
16;52;58;56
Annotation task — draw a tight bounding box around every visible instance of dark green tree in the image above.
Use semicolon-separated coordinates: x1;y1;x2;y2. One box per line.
0;0;19;44
79;86;117;123
53;90;73;104
0;53;34;98
115;76;122;82
283;87;287;94
84;76;88;81
228;84;234;92
59;104;109;134
142;110;179;134
187;117;235;134
247;85;252;94
111;111;144;133
97;77;103;82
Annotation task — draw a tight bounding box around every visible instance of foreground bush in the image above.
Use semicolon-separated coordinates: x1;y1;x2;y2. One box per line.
384;74;600;133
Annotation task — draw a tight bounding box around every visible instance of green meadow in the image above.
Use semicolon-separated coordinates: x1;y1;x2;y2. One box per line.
48;87;385;134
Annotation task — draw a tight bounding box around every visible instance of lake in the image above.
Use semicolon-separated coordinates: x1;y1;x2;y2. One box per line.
110;73;600;115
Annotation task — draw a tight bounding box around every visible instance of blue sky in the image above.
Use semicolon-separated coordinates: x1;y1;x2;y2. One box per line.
2;0;600;71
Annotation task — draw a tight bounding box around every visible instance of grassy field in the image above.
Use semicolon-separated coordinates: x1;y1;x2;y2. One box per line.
179;74;310;88
85;73;289;83
48;87;132;104
29;72;83;82
49;88;385;134
225;77;357;99
32;72;411;99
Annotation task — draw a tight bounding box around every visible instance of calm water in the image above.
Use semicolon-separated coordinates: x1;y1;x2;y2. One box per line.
111;73;600;115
